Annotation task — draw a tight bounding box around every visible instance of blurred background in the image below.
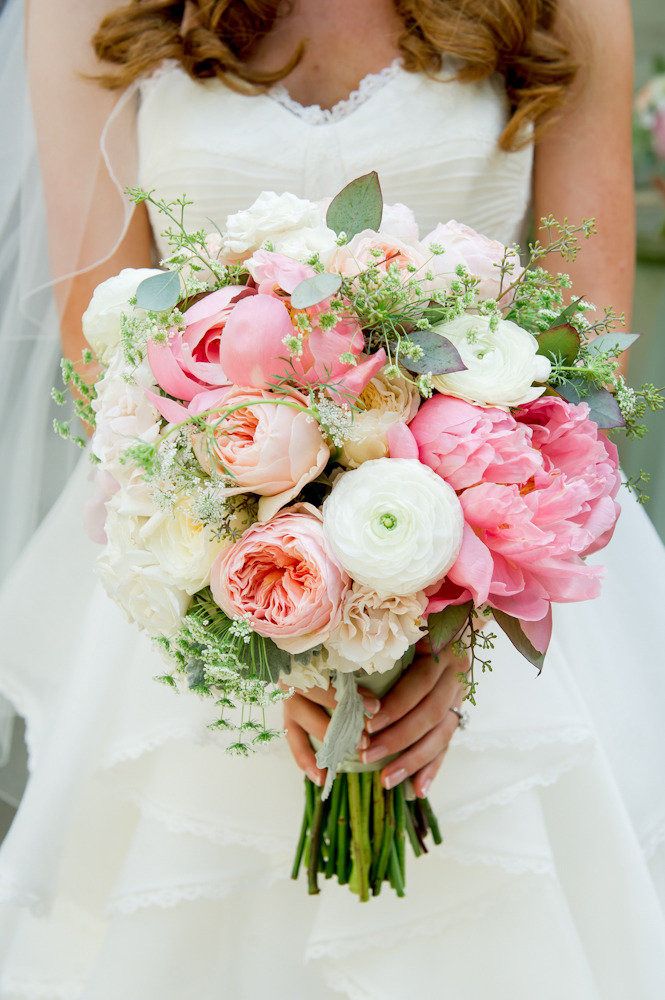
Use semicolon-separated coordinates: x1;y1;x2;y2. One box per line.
0;0;664;841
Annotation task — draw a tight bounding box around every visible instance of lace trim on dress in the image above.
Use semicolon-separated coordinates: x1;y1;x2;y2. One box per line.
267;59;403;125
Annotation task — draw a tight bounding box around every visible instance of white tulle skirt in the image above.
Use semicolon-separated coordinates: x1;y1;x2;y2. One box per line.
1;456;664;1000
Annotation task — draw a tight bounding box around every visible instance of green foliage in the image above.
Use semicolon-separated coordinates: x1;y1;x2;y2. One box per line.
326;171;383;239
492;610;545;672
399;329;466;376
135;269;182;311
291;272;343;309
427;602;473;653
535;324;580;366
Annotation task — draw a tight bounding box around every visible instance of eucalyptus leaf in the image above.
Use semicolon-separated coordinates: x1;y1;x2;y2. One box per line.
135;269;182;312
492;610;545;673
536;324;580;366
290;271;342;310
400;330;467;376
556;379;625;429
326;171;383;239
585;332;640;356
427;602;473;653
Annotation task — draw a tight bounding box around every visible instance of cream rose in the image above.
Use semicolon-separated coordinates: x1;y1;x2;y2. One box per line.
140;498;235;595
82;268;163;361
322;458;464;597
431;314;551;409
338;369;420;468
223;191;331;258
98;504;190;638
326;585;427;673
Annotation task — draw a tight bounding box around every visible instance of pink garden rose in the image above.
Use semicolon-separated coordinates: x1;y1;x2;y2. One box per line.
515;395;621;556
423;220;522;302
210;504;350;653
427;476;605;624
219;291;387;398
329;231;431;281
193;385;330;521
245;249;314;296
405;395;543;491
147;286;255;401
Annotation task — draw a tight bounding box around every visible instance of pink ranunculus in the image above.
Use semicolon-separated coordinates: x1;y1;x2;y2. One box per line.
515;395;621;556
328;231;432;280
219;289;386;399
422;220;523;302
147;286;256;401
427;478;604;623
210;504;350;653
246;249;315;296
193;386;330;521
407;394;543;491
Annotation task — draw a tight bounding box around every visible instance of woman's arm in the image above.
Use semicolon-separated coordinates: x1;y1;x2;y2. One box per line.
534;0;635;326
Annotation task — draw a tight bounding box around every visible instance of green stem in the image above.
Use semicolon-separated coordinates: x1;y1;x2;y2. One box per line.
389;840;406;898
421;796;443;845
307;784;325;895
373;788;395;895
371;772;385;875
336;775;350;885
347;773;370;902
404;799;424;858
303;777;315;869
394;783;406;887
325;776;343;880
291;777;310;880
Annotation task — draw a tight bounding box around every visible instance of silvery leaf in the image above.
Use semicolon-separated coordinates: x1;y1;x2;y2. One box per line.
315;671;365;801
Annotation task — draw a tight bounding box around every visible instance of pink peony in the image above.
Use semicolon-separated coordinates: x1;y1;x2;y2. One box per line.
427;477;604;624
515;396;621;556
193;385;330;521
406;394;543;491
219;291;386;399
147;286;255;401
210;504;350;653
422;220;523;302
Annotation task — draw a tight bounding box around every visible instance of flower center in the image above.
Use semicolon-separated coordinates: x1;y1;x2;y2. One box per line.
379;512;398;531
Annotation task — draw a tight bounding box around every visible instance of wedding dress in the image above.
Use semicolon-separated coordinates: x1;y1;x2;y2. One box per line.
1;58;665;1000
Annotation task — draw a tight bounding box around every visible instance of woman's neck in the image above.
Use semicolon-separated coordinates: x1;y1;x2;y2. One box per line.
245;0;404;109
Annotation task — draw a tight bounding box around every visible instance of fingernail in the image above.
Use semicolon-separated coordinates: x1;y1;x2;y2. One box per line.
362;697;381;716
307;768;323;786
419;777;432;799
366;714;386;734
383;768;407;790
362;743;388;764
358;733;370;751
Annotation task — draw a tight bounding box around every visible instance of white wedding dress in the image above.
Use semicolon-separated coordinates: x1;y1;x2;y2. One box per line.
1;60;665;1000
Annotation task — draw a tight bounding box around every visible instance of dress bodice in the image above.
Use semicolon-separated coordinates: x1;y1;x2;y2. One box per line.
137;60;533;257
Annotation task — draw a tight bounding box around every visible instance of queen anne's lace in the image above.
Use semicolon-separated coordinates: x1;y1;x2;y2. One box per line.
268;60;403;126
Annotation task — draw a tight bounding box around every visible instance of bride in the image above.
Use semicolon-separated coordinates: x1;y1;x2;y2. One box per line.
1;0;665;996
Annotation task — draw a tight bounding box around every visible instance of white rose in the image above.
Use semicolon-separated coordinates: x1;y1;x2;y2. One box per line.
97;505;190;638
338;369;420;468
322;457;464;597
431;314;551;409
82;268;163;361
92;351;162;477
140;498;236;595
223;191;324;257
327;585;427;673
281;654;330;692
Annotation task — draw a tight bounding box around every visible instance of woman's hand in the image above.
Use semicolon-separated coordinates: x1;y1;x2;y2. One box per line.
282;645;469;797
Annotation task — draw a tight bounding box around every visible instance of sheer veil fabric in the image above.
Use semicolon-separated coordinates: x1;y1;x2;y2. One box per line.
1;4;665;997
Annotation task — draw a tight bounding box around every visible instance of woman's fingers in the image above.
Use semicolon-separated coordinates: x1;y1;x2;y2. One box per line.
280;680;381;717
412;751;446;799
284;718;326;787
362;666;460;762
380;709;460;790
284;693;331;743
366;655;444;735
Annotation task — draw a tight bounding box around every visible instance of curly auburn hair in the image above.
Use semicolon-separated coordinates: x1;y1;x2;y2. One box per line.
93;0;577;151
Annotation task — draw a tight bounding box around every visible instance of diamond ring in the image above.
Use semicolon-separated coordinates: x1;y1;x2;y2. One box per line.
449;706;470;730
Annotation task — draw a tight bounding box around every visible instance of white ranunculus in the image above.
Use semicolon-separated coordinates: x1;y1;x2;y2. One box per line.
82;268;163;361
380;202;420;242
338;368;420;468
432;314;552;409
98;505;190;638
140;498;234;595
322;458;464;597
223;191;324;257
327;584;427;673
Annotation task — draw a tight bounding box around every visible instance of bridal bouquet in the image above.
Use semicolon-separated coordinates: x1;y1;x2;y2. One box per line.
55;173;662;900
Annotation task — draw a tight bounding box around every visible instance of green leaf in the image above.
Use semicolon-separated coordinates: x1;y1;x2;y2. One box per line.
536;324;580;366
263;639;291;683
135;270;182;311
290;272;342;310
492;610;545;673
585;332;640;356
400;329;467;376
326;171;383;239
556;379;625;429
548;296;585;328
427;601;473;653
